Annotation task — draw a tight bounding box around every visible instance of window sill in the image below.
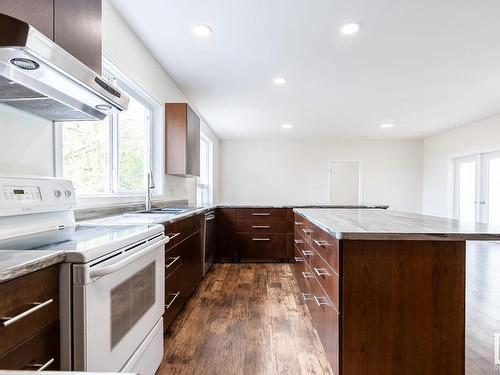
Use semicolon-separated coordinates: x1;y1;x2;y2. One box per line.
76;194;149;210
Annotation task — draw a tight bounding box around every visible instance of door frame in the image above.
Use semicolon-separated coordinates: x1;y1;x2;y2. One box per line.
328;160;363;204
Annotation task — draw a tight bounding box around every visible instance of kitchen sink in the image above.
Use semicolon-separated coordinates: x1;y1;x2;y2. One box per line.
128;207;199;215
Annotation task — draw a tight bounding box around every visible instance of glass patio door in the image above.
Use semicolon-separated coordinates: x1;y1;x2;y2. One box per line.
454;151;500;224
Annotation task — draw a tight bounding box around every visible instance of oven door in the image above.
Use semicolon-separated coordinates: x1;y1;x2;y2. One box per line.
72;236;167;372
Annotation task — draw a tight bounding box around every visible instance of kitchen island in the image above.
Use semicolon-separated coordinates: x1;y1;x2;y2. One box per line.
293;208;500;375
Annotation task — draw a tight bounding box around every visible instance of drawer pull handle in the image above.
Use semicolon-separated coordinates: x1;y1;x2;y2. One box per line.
167;232;181;241
28;357;55;372
166;256;181;269
314;267;330;276
302;293;313;301
294;256;305;263
0;299;54;327
252;238;270;241
302;229;313;234
314;240;330;247
294;239;304;244
252;225;270;229
302;271;315;279
294;221;304;226
301;250;314;257
252;213;270;216
165;292;181;309
314;295;331;307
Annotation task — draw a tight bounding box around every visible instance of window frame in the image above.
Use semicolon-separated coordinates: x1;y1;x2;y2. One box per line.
197;133;214;206
54;57;163;206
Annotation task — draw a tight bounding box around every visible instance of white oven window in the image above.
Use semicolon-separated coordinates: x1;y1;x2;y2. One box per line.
110;262;156;348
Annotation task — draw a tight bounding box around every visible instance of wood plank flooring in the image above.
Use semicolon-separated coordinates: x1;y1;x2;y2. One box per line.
158;263;333;375
466;241;500;374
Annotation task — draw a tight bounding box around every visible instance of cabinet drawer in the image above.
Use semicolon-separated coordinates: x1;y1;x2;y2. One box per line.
308;276;339;375
236;208;287;222
310;254;340;312
163;264;190;331
0;265;59;355
165;214;201;250
236;220;290;233
164;242;184;279
292;245;306;293
311;232;340;275
236;233;287;260
0;321;59;371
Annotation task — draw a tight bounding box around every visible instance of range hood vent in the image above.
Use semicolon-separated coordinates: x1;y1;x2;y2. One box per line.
0;13;129;121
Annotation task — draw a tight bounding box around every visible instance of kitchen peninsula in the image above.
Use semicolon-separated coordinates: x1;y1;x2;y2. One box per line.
292;208;500;374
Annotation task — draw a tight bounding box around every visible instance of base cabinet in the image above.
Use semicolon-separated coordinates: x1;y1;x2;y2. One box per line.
294;212;466;375
215;207;293;261
0;265;60;371
163;214;203;331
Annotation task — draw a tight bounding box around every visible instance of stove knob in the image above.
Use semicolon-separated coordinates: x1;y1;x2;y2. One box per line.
65;189;72;198
54;189;62;198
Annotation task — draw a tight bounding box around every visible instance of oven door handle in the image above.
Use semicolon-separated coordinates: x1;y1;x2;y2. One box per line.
89;237;169;279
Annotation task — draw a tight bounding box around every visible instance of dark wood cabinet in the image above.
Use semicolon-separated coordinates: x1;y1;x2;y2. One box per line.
0;265;60;371
293;212;466;375
0;0;102;73
163;214;203;331
215;207;294;261
54;0;102;74
0;0;54;39
165;103;200;177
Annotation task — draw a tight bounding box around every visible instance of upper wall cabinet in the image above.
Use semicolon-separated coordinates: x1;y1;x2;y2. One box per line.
0;0;102;74
165;103;200;177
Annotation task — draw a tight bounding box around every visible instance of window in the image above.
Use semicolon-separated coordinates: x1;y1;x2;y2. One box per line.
55;58;160;198
197;134;213;205
454;151;500;224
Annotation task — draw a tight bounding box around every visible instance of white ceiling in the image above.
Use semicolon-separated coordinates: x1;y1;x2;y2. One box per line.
110;0;500;140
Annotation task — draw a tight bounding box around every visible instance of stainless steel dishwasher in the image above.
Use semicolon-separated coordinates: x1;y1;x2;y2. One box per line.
203;211;216;275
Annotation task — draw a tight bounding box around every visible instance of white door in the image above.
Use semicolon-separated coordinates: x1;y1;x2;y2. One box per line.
329;161;361;205
454;156;479;222
454;151;500;224
484;152;500;225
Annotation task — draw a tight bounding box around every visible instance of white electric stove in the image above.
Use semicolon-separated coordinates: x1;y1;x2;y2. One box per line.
0;175;168;375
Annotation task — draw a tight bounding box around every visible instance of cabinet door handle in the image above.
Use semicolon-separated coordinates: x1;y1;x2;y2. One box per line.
167;232;181;241
314;267;330;276
294;221;304;226
165;292;181;309
0;299;53;327
165;256;181;269
314;295;331;307
314;240;330;247
252;213;270;216
252;225;270;229
302;228;313;234
294;239;304;244
301;250;314;257
302;271;314;279
302;293;313;301
28;357;55;372
252;238;270;241
294;256;305;263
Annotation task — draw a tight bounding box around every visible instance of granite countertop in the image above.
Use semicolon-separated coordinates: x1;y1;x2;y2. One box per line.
294;208;500;241
217;203;389;209
0;250;66;283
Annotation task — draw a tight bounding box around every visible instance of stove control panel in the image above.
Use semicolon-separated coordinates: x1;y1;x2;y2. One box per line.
0;175;76;216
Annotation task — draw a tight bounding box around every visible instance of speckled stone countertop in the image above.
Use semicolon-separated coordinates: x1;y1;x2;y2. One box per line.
217;203;389;209
0;250;66;283
294;208;500;241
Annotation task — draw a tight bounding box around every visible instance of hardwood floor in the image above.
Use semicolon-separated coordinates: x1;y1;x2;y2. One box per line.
158;263;333;375
466;241;500;374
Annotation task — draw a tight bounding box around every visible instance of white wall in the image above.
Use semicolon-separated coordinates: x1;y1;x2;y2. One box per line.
220;139;423;213
423;114;500;218
0;1;220;207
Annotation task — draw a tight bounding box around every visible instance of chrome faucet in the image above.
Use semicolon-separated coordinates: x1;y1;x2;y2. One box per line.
146;171;155;211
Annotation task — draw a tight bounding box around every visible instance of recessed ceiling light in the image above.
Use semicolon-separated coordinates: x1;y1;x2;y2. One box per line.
281;124;293;129
193;24;212;37
273;77;287;85
380;123;395;128
340;23;361;36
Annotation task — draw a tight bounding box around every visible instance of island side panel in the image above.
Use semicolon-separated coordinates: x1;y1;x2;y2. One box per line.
341;239;465;375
